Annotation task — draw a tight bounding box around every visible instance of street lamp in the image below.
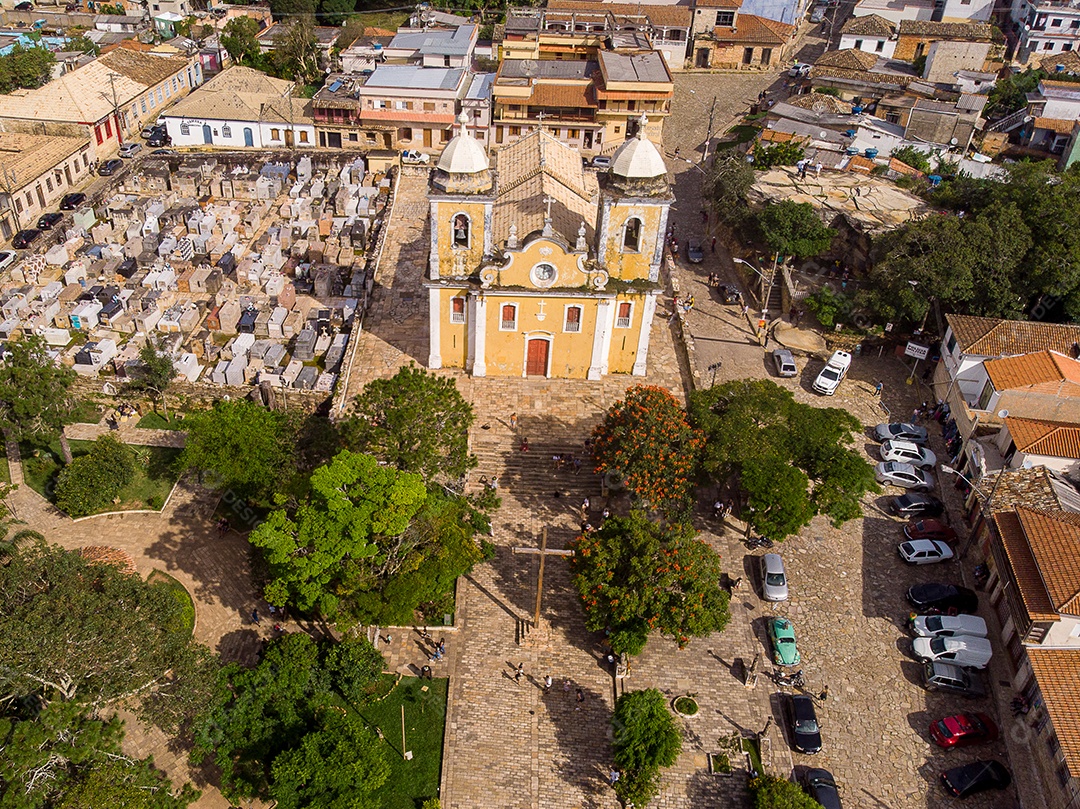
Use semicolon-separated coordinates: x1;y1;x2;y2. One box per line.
941;464;1006;559
734;254;781;341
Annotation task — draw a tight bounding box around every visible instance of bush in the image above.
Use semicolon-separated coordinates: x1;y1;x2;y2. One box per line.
54;436;135;517
611;689;682;807
752;141;805;169
802;286;851;329
891;145;931;174
325;636;385;706
750;774;824;809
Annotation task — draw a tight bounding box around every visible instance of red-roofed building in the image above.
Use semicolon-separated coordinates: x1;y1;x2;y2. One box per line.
690;10;795;69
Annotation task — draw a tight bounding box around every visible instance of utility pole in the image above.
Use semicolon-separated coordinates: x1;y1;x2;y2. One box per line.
702;95;717;164
106;72;123;144
759;252;781;344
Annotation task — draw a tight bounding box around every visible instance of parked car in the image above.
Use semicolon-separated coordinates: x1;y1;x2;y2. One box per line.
36;212;62;230
760;553;788;601
913;635;993;669
12;229;40;249
809;5;826;22
118;142;142;158
910;613;987;639
875;462;935;491
146;128;170;147
788;694;822;754
772;348;797;378
812;350;852;395
686;238;704;263
0;251;16;272
151;148;178;155
890;493;945;519
922;659;986;698
141;123;158;139
898;539;954;565
907;582;978;614
904;519;957;542
716;284;742;304
880;439;936;468
591;154;612;168
941;760;1011;798
790;61;814;76
98;159;123;176
59;192;86;211
873;422;929;444
929;713;998;749
401;149;430;164
803;768;841;809
768;617;800;665
14;1;34;9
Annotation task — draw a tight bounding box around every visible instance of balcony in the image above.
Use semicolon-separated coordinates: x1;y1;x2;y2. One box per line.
495;110;596;123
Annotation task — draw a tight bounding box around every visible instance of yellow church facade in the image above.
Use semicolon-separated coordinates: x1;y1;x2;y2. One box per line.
425;117;671;380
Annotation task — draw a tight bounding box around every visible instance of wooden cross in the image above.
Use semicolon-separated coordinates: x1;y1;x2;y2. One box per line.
512;527;573;628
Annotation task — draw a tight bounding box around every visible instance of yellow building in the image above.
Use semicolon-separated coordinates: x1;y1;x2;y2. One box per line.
426;112;671;379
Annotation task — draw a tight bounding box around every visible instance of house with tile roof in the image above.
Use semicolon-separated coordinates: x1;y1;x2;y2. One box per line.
851;0;993;25
691;9;795;69
1023;647;1080;809
995;416;1080;476
893;20;998;63
425;117;670;379
161;66;314;149
839;14;898;57
1011;0;1080;64
1022;79;1080;158
541;1;693;70
0;132;94;244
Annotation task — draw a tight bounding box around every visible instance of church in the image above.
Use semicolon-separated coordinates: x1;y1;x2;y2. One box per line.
425;113;672;379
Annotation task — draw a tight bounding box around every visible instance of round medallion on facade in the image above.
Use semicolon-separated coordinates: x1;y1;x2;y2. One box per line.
530;262;558;288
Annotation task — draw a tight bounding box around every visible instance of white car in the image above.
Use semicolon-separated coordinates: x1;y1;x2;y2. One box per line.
591;155;612;169
0;250;16;272
910;614;988;639
401;149;430;164
899;539;954;565
789;62;813;77
812;350;852;395
772;348;797;378
880;439;937;469
876;461;934;491
912;635;993;669
118;142;143;158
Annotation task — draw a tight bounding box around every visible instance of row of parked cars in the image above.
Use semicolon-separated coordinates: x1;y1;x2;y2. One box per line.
4;192;90;255
870;424;1013;799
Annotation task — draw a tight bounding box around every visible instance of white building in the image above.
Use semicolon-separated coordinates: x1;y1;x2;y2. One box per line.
838;14;898;57
1012;0;1080;62
852;0;992;24
161;66;315;149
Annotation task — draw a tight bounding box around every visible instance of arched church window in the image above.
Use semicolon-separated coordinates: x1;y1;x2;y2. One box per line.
623;218;642;251
453;214;470;248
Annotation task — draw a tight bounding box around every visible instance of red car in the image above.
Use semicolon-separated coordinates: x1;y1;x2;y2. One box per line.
929;712;998;748
904;519;958;543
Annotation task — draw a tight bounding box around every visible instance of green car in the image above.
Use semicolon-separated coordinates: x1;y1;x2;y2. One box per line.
768;617;801;666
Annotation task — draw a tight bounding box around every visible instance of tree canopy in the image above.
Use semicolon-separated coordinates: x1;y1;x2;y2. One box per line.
190;632;388;805
706;153;756;226
570;512;730;655
689;379;878;540
343;365;477;484
756;201;835;259
0;336;75;443
591;385;702;521
750;774;825;809
54;435;136;517
610;689;682;807
0;46;55;95
221;16;262;66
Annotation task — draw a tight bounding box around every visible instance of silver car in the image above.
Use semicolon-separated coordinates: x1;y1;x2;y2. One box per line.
875;461;935;491
760;553;788;601
880;439;936;469
772;348;797;378
910;614;988;639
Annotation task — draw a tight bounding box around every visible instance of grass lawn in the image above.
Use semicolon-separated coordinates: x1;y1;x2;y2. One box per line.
20;437;182;514
136;411;187;430
359;676;447;809
147;569;196;636
66;399;104;425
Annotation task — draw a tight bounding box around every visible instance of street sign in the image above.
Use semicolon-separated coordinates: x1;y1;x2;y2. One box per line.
904;342;930;360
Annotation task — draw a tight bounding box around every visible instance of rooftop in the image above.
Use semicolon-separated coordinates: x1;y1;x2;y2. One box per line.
946;314;1080;358
598;50;672;84
545;0;691;27
161;66;298;124
465;72;495;101
1026;648;1080;776
1005;416;1080;458
815;48;879;72
363;65;465;91
714;15;794;46
841;13;895;37
0;132;88;191
500;59;597;81
897;19;993;39
387;24;476;56
984;350;1080;397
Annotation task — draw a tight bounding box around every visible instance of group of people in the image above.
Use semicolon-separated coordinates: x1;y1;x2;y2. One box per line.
713;499;735;520
796;158;824;179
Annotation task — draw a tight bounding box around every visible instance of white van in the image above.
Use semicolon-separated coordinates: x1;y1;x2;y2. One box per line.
912;635;993;669
910;614;988;639
812;350;852;395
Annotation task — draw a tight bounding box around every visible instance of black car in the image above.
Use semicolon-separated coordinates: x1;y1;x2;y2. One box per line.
941;760;1011;798
716;284;742;304
98;159;123;176
804;768;842;809
36;212;63;230
59;192;86;211
151;148;177;155
907;583;978;615
146;127;171;147
12;229;41;249
14;1;33;9
789;694;822;754
891;493;945;519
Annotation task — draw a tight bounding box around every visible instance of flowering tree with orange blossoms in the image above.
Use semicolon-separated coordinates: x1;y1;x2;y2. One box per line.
570;512;730;656
592;385;703;522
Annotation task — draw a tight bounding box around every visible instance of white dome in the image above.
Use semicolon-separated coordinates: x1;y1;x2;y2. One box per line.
610;130;667;179
437;112;490;175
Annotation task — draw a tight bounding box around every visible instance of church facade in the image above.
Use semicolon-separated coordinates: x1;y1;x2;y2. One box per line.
425;114;671;379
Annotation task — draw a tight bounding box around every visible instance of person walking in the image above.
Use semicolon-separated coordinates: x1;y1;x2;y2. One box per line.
509;412;518;430
251;609;260;625
711;235;717;253
874;380;883;397
543;675;553;693
609;769;621;786
515;662;524;683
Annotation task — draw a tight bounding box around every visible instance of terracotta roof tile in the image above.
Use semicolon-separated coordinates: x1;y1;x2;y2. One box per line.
545;0;691;27
1016;507;1080;615
758;128;797;143
713;15;793;46
1034;116;1077;135
897;20;993;39
1026;648;1080;775
841;14;895;37
1006;416;1080;458
814;48;879;71
785;91;852;114
984;350;1080;397
1036;50;1080;75
527;82;597;108
845;155;877;173
946;314;1080;357
696;0;741;8
889;157;924;177
994;510;1055;624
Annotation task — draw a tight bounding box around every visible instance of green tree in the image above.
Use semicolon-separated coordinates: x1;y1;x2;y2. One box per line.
706;153;756;226
270;19;321;84
0;542;214;730
128;340;177;418
0;336;76;462
54;434;136;517
752;141;805;169
190;632;387;804
343;364;477;484
64;34;99;56
570;512;730;655
179;399;290;500
221;16;261;65
592;385;702;521
801;285;851;329
269;0;316;20
890;145;931;174
0;46;55;94
250;450;427;615
756;201;835;259
318;0;355;26
689;380;878;541
750;774;824;809
325;635;385;706
986;68;1044;118
611;689;681;807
